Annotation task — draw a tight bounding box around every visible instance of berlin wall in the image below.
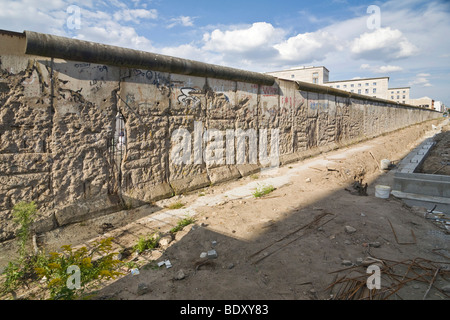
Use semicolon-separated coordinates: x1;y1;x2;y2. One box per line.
0;30;441;242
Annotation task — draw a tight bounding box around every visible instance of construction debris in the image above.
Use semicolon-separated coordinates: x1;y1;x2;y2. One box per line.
388;218;417;245
158;260;173;269
326;256;450;300
424;206;450;233
345;226;357;234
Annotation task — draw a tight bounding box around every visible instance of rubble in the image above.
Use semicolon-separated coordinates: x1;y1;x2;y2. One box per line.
345;226;357;234
136;283;150;296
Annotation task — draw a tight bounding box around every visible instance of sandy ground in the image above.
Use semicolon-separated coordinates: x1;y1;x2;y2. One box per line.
2;118;449;301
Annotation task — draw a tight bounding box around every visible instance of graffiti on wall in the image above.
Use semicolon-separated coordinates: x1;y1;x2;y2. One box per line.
177;87;201;107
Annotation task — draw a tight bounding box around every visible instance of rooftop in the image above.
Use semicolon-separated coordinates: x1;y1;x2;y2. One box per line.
325;76;390;83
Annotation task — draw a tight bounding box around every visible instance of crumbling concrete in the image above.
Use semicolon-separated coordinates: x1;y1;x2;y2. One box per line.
0;30;442;243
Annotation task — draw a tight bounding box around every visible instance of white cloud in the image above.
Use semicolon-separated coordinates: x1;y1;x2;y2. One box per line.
167;16;195;29
200;22;342;70
113;9;158;22
274;31;340;63
361;64;403;73
409;73;432;87
351;27;418;61
158;43;221;64
0;0;68;35
203;22;285;54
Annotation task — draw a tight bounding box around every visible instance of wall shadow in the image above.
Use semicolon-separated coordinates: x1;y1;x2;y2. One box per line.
90;131;449;301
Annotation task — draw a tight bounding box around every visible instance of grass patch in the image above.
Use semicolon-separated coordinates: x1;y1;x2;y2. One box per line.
133;233;160;254
170;216;196;234
252;184;275;198
167;201;184;210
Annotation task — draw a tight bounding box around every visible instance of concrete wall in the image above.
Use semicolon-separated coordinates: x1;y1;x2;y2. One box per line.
0;31;441;242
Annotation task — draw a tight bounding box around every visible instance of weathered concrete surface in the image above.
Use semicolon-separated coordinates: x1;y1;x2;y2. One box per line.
0;30;442;242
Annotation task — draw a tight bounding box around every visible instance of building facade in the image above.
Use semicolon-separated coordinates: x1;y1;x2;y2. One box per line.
266;66;445;109
410;96;434;109
266;66;391;100
266;66;329;85
323;77;389;100
389;87;410;105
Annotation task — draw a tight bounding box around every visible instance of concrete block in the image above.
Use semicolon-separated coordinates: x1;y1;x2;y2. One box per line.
143;183;174;202
410;155;423;163
54;197;122;227
207;165;241;185
236;164;261;177
207;249;218;259
398;165;417;174
169;173;211;195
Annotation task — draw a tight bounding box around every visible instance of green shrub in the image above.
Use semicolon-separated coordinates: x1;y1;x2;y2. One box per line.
34;237;123;300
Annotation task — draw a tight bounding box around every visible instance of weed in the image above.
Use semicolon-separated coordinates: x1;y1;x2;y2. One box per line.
133;233;160;254
0;202;39;296
12;201;38;260
252;184;275;198
124;261;140;270
170;216;196;234
167;201;184;210
34;237;123;300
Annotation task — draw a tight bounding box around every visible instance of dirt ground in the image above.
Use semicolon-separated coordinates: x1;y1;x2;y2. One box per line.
2;118;449;301
417;122;450;176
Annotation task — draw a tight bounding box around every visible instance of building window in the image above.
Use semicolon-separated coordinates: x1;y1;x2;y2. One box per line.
391;91;394;94
403;90;406;93
373;88;377;94
358;89;362;94
291;74;295;79
358;83;362;87
366;83;369;86
402;101;405;104
343;84;347;88
312;72;319;84
365;89;369;94
351;90;354;93
330;85;333;88
373;82;377;86
403;95;406;99
397;91;400;94
351;84;354;88
337;85;340;88
391;96;394;99
397;95;400;99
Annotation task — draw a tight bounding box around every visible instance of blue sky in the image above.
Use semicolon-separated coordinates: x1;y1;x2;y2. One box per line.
1;0;449;105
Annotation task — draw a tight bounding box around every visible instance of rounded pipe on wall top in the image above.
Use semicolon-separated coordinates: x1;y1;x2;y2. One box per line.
23;30;275;86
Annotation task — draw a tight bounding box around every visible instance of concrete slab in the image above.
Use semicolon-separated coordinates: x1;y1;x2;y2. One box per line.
393;131;450;214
